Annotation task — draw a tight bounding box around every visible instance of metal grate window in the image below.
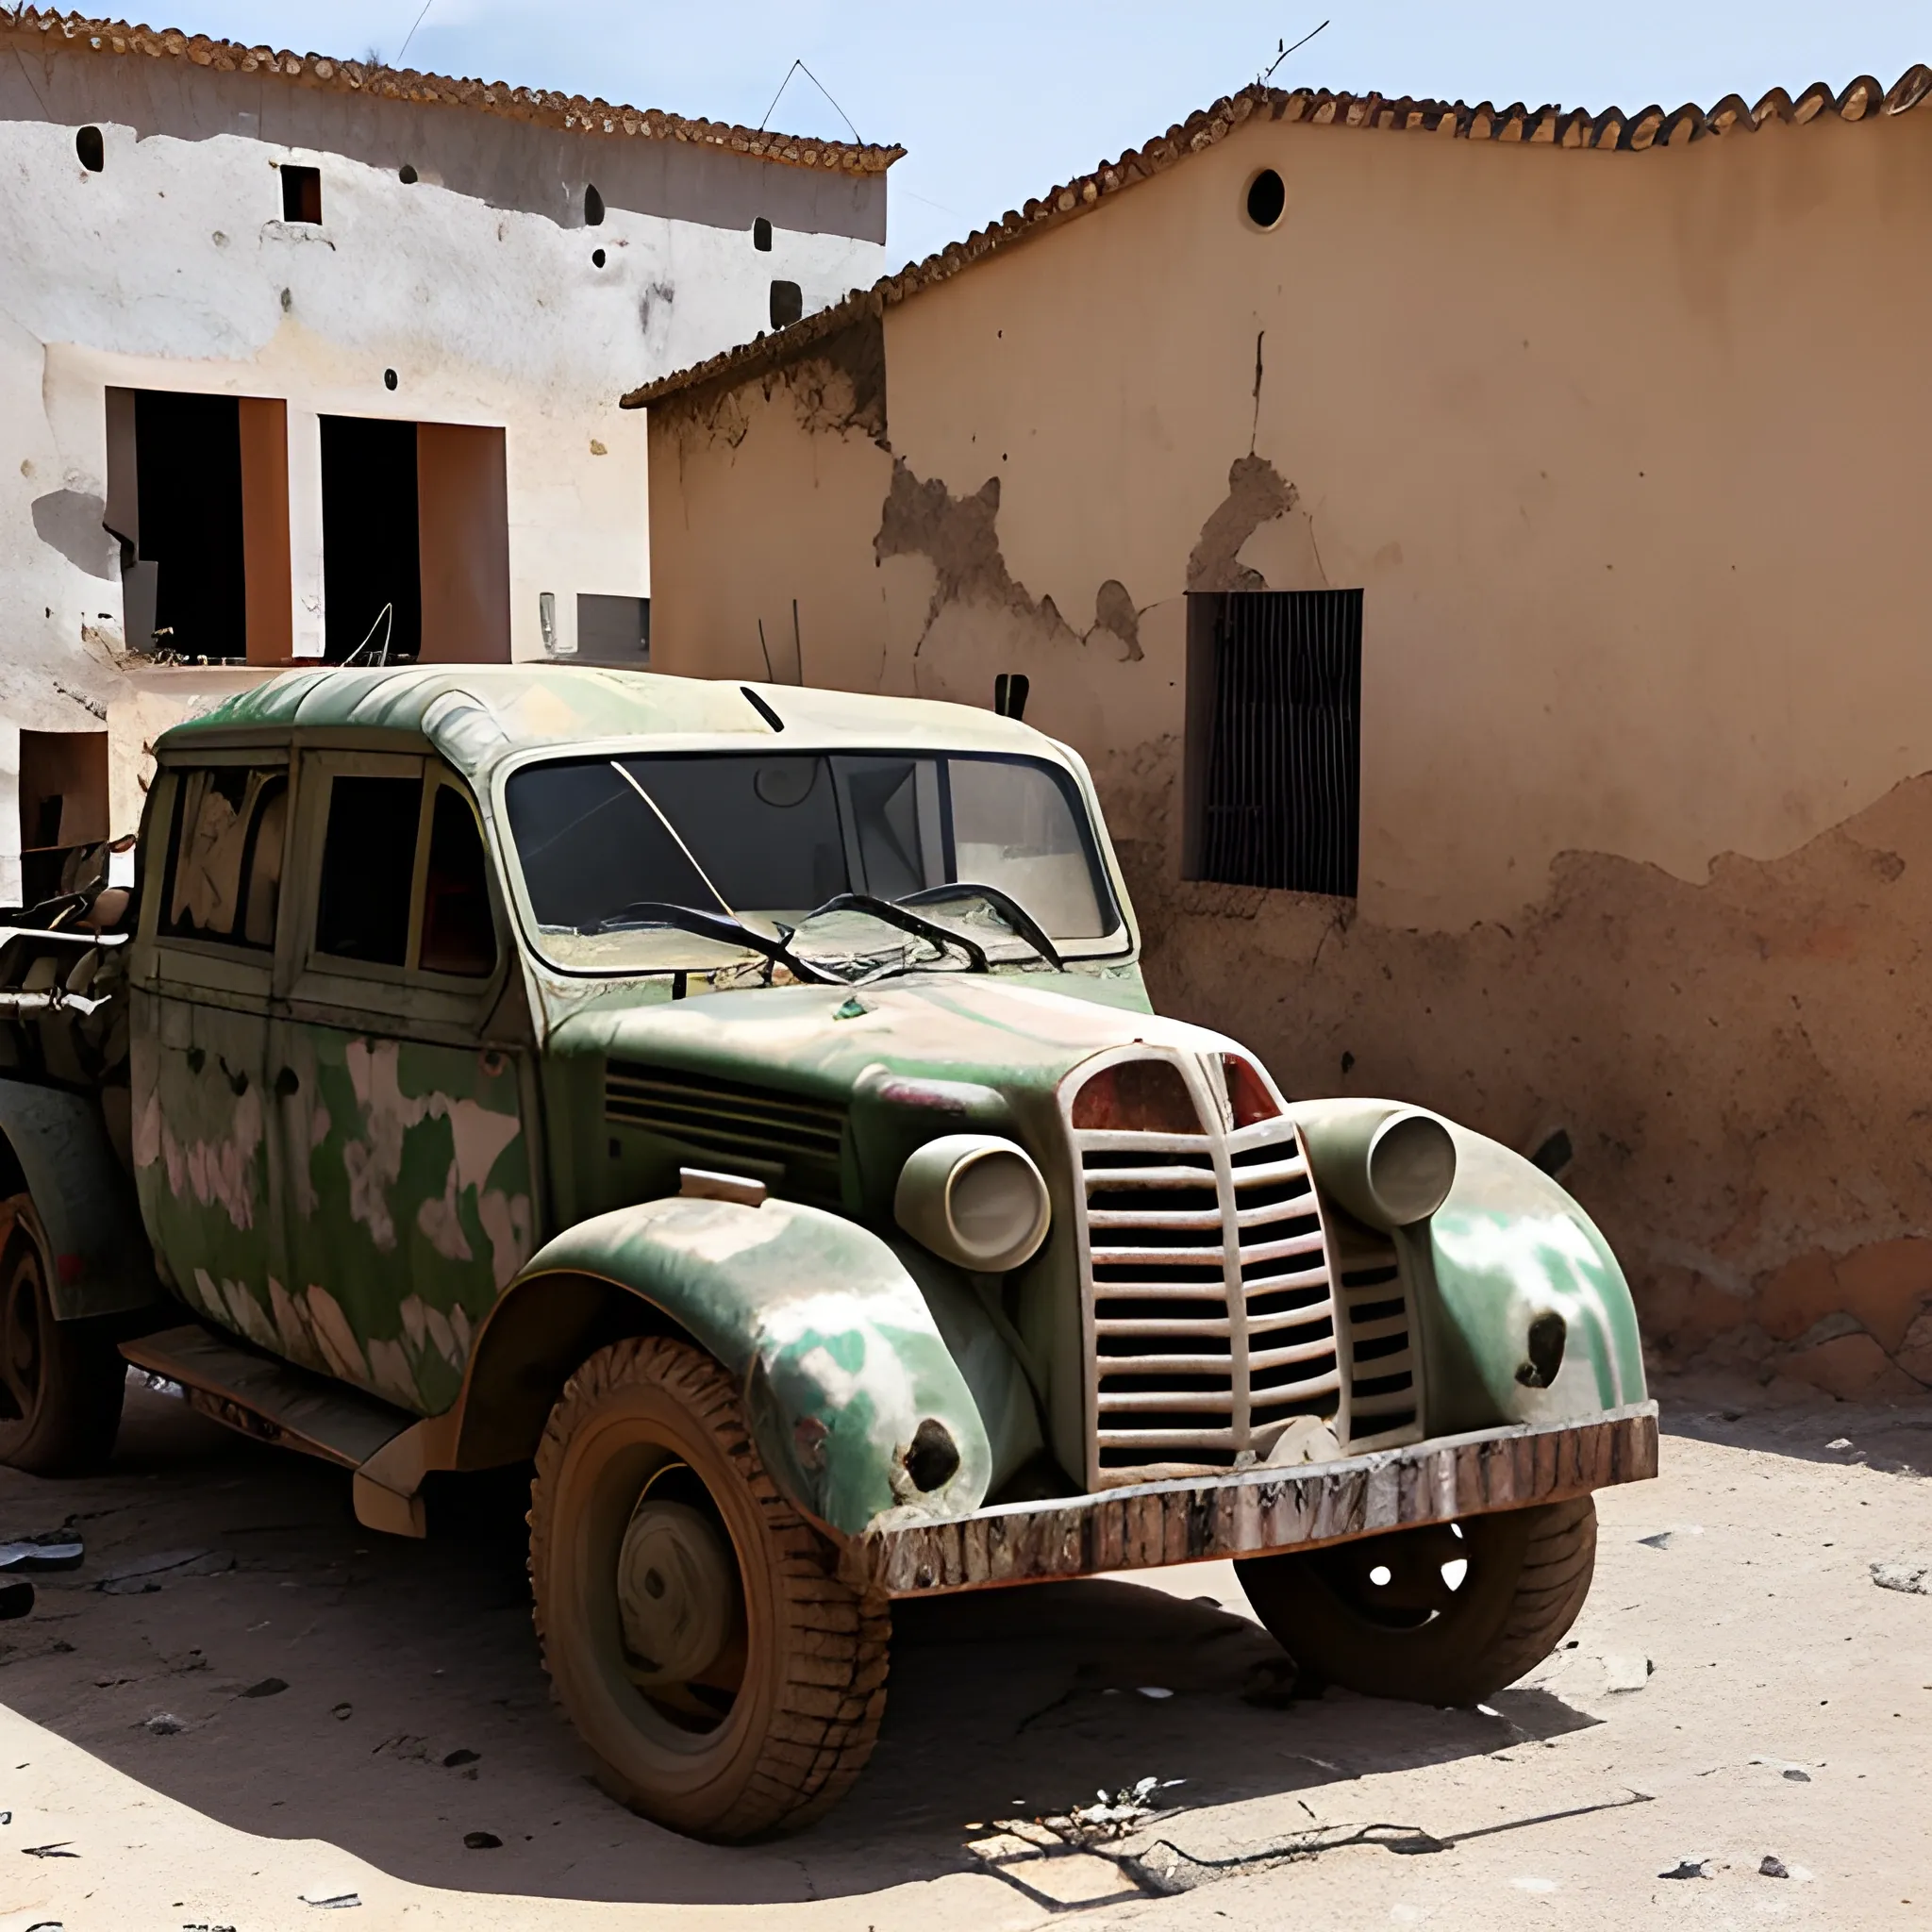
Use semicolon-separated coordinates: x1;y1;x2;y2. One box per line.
1186;590;1362;896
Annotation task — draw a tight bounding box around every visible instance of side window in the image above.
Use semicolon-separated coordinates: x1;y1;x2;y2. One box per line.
160;767;288;948
314;775;419;965
419;785;497;977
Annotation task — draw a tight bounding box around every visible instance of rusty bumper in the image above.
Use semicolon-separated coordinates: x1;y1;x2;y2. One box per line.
848;1401;1658;1598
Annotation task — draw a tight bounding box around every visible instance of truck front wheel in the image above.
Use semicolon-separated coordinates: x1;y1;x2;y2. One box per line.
1234;1496;1597;1707
528;1335;889;1840
0;1199;125;1475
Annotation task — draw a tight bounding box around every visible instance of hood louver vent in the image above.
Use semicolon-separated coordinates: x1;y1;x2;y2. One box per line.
605;1061;847;1203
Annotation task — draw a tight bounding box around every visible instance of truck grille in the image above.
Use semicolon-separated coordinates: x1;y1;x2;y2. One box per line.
1334;1231;1420;1443
1075;1097;1343;1480
605;1061;846;1202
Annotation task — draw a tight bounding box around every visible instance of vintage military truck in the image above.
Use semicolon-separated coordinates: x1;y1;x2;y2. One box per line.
0;665;1654;1839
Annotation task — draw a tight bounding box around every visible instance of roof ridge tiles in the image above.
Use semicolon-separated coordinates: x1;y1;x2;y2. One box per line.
7;7;902;175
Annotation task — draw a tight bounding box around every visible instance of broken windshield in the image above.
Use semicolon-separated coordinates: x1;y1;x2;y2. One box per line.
503;749;1120;975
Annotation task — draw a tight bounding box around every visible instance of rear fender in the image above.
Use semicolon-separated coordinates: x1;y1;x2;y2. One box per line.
470;1195;992;1537
0;1080;158;1321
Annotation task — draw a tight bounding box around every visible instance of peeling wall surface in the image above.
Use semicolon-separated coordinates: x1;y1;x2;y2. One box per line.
0;38;887;885
647;107;1932;1399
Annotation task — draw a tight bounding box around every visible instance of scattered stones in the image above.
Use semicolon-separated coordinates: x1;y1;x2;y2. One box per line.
21;1841;76;1857
1603;1654;1654;1692
441;1749;479;1768
1658;1857;1711;1880
1637;1525;1702;1550
1826;1438;1853;1452
1871;1560;1930;1595
1783;1768;1811;1783
330;1703;352;1721
1761;1855;1790;1877
96;1550;233;1594
142;1712;184;1736
1136;1686;1174;1700
299;1892;361;1909
240;1677;288;1699
462;1830;501;1850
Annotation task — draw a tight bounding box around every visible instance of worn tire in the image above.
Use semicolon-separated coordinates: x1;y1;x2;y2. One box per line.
528;1336;890;1840
1235;1496;1597;1707
0;1200;125;1476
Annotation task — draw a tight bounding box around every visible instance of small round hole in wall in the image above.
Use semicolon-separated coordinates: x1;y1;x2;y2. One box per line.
591;247;607;268
75;125;104;172
399;163;419;184
584;182;605;226
1245;167;1287;230
752;215;772;252
383;368;399;391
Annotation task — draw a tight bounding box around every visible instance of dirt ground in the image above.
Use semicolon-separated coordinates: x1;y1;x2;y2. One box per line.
0;1374;1924;1930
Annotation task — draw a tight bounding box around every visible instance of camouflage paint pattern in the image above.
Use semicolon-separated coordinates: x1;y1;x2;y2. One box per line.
519;1194;992;1535
271;1024;533;1415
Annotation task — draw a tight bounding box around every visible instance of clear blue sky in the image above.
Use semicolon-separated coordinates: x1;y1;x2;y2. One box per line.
164;3;1930;266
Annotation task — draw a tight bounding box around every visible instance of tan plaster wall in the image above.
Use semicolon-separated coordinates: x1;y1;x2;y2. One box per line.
645;108;1932;1398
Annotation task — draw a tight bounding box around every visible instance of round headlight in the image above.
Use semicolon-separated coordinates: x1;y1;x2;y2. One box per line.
894;1134;1050;1273
1364;1110;1457;1225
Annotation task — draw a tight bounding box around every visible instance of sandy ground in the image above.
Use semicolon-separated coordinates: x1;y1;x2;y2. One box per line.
0;1374;1924;1930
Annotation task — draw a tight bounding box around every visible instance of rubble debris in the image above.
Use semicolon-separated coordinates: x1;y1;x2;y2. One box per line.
331;1703;353;1721
300;1892;361;1909
1136;1686;1174;1700
0;1583;34;1621
1761;1855;1790;1877
1871;1560;1930;1595
21;1842;76;1857
1826;1438;1854;1452
1603;1654;1654;1692
442;1749;480;1768
96;1550;233;1594
1783;1768;1812;1783
240;1677;288;1699
462;1831;502;1850
1658;1857;1712;1879
1636;1525;1701;1550
1044;1777;1187;1842
0;1533;82;1573
142;1712;184;1735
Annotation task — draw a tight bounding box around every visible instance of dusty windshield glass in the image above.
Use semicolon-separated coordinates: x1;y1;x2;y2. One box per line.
504;750;1119;974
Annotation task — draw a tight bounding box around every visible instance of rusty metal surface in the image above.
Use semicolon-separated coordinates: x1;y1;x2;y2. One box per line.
849;1401;1657;1598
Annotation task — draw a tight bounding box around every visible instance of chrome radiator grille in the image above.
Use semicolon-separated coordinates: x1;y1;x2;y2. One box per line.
1076;1109;1343;1478
1334;1231;1421;1444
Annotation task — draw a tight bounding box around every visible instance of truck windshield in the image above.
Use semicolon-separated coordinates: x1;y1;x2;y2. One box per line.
504;750;1121;974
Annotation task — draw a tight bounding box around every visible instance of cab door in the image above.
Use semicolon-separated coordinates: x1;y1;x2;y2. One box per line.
130;753;291;1348
267;751;535;1416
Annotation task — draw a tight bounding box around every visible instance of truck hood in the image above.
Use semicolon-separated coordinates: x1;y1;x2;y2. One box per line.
550;974;1241;1107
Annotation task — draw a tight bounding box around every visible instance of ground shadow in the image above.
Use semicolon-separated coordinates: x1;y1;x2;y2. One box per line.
0;1382;1595;1905
1655;1373;1932;1478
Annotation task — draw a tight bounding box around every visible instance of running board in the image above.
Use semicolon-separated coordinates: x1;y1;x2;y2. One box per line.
121;1323;438;1538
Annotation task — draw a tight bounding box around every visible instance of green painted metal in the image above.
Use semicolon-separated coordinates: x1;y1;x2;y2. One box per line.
514;1195;993;1535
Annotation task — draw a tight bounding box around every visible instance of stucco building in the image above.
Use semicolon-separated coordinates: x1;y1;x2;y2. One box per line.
1;8;895;901
631;67;1932;1400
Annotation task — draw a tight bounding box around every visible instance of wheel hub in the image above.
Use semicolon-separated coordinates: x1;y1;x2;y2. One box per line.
616;1497;738;1686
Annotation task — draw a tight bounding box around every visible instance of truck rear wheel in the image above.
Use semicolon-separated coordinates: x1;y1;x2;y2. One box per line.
528;1336;889;1840
1235;1496;1596;1707
0;1197;125;1475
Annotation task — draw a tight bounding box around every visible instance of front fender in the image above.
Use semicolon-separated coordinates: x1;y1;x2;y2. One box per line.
1407;1124;1648;1435
515;1196;992;1537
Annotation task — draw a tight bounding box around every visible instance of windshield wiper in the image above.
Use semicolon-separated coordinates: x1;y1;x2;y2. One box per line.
583;901;844;987
794;892;991;974
897;882;1065;971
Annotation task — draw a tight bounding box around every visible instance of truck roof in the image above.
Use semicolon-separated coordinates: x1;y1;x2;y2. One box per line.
158;664;1055;782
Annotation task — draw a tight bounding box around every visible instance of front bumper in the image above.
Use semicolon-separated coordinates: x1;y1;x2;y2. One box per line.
846;1400;1658;1598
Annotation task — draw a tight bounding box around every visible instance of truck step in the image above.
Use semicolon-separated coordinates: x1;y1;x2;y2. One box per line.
122;1323;416;1471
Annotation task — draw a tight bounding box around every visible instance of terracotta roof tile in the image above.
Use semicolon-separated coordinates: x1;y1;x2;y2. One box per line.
6;8;903;176
624;65;1932;408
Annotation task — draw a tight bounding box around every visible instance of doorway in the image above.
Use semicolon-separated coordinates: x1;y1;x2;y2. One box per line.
320;416;422;663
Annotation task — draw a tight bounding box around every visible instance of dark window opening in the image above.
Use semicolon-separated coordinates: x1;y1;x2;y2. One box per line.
419;787;497;977
280;163;322;224
159;766;287;949
18;730;108;908
583;182;605;226
132;391;247;660
315;775;420;965
321;415;421;663
992;672;1029;720
575;592;649;666
383;368;399;391
75;125;104;172
399;163;419;184
1246;167;1287;229
752;216;773;252
769;278;803;329
1184;589;1361;896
